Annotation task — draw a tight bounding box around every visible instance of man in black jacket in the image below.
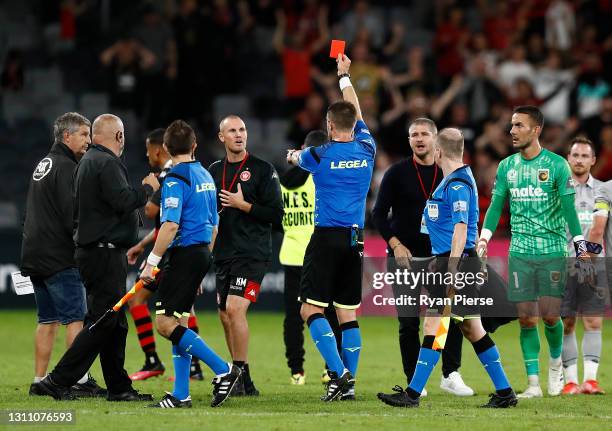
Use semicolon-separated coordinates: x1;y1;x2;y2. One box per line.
23;112;105;398
38;114;159;401
209;115;284;395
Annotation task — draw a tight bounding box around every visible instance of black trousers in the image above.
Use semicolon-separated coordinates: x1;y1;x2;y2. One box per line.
283;265;340;374
49;248;133;394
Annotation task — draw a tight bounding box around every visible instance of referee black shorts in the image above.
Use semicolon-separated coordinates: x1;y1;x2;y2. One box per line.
155;244;211;318
299;227;363;310
426;248;482;321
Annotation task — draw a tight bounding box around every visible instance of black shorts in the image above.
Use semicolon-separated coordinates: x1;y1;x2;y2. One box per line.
215;258;268;310
299;227;363;310
426;249;483;321
155;244;211;318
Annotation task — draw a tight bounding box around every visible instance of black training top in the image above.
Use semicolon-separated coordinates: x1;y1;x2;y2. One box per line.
371;158;442;257
209;153;284;262
73;144;153;248
21;143;79;278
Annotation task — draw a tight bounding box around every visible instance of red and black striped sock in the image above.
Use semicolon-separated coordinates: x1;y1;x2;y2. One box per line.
130;304;156;355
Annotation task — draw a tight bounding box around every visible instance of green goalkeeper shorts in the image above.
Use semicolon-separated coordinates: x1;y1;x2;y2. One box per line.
507;252;567;302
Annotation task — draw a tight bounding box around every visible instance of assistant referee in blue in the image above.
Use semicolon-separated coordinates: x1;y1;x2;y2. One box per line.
287;54;375;402
378;128;517;409
139;120;240;408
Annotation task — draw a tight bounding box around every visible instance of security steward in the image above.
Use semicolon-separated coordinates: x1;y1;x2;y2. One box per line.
38;114;159;401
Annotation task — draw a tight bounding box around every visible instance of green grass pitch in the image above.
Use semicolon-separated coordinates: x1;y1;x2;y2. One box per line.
0;310;610;430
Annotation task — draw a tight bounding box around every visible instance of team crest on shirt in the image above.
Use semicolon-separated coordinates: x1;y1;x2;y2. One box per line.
240;171;251;181
33;158;52;181
538;169;549;182
550;271;561;283
507;169;517;182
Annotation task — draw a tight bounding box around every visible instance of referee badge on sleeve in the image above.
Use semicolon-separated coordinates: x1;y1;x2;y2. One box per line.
165;197;179;208
453;200;467;212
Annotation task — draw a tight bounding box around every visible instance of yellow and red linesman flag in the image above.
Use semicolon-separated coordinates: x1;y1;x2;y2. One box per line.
432;315;450;351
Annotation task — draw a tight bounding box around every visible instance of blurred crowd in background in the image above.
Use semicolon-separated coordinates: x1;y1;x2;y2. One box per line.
1;0;611;233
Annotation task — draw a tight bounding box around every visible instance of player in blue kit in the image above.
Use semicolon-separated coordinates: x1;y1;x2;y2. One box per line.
287;54;374;402
378;128;517;408
139;120;240;408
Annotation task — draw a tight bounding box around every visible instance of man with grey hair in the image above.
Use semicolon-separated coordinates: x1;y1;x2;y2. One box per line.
37;114;159;401
373;118;474;405
23;112;106;398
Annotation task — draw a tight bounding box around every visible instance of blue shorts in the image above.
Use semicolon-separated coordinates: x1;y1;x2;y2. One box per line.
32;268;87;324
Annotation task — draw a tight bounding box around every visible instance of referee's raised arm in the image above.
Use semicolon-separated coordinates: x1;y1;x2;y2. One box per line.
337;54;363;121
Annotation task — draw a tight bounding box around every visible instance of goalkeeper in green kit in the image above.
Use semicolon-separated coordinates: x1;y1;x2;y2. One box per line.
477;106;594;398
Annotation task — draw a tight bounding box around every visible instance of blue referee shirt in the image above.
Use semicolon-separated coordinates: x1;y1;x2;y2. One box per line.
160;161;218;248
423;165;479;255
297;120;376;228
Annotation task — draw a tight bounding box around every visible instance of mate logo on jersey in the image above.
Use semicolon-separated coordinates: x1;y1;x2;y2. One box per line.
538;169;549;182
509;185;548;199
330;160;368;169
33;158;53;181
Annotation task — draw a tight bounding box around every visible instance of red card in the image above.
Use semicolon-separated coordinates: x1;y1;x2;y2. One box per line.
329;39;346;59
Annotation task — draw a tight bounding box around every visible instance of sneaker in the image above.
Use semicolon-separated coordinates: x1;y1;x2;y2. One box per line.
321;371;353;402
291;372;306;385
562;382;581;395
130;361;165;381
440;371;475;396
517;385;543;398
548;360;564;396
581;380;605;395
149;392;192;408
340;383;355;401
377;385;419;408
71;375;107;398
480;391;518;408
37;376;77;400
211;364;241;407
190;360;204;381
321;369;331;384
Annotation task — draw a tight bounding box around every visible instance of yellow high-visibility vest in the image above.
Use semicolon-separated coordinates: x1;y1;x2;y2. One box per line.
279;174;316;266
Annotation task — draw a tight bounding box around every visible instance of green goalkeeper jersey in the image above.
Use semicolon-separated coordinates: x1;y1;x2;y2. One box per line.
492;148;575;255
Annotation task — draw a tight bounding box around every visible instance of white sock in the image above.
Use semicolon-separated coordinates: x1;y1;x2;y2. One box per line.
527;375;539;387
215;362;232;378
550;356;562;368
563;363;578;384
584;360;599;382
33;375;46;383
77;373;89;384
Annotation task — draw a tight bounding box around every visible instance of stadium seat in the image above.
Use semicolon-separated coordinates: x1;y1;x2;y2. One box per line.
80;93;110;120
213;95;252;125
0;201;19;228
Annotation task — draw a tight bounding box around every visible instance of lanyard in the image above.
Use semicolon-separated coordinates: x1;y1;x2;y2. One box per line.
222;152;249;192
413;157;438;200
